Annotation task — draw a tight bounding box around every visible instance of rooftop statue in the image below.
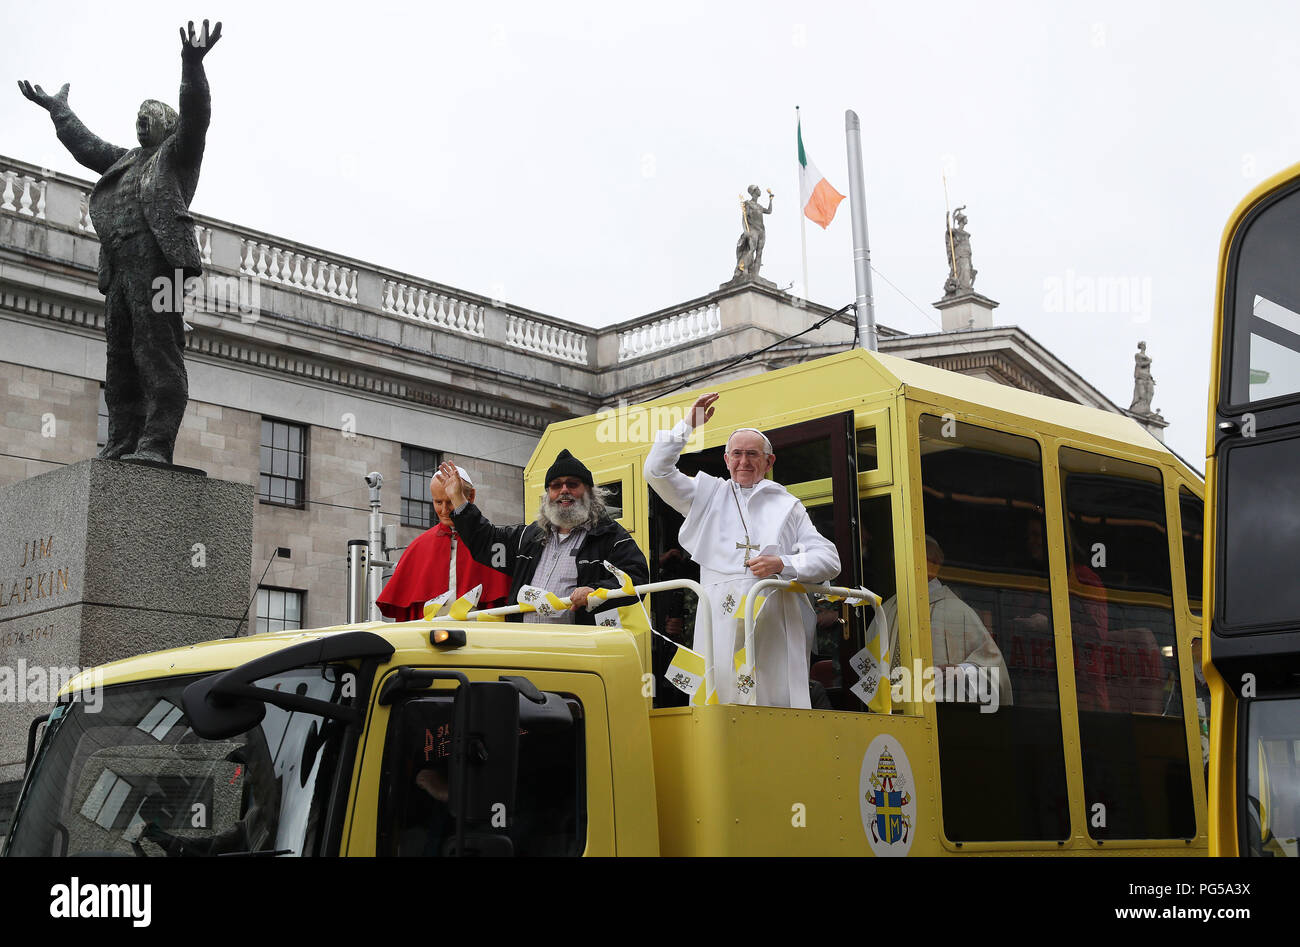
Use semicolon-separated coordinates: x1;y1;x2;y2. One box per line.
733;185;774;281
943;205;977;297
1129;341;1157;416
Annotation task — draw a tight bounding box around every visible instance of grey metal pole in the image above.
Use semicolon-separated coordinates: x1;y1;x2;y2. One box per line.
845;110;878;351
346;539;368;624
365;472;386;622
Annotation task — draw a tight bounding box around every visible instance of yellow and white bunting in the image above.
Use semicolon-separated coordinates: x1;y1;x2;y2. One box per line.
422;590;453;620
667;644;717;705
517;584;564;618
849;604;892;713
732;592;772;704
447;584;483;621
601;560;637;597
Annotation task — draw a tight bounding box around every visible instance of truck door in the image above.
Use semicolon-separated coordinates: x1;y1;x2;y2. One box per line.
346;667;615;856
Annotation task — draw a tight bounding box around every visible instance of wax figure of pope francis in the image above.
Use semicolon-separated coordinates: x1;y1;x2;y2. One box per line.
644;392;841;708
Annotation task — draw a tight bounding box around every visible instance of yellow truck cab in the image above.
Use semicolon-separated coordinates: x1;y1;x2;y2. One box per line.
3;349;1209;856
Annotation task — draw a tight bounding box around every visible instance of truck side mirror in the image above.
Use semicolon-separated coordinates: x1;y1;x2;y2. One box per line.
182;631;393;739
444;681;520;857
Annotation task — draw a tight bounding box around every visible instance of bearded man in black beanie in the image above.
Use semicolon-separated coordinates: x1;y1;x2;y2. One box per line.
439;452;648;625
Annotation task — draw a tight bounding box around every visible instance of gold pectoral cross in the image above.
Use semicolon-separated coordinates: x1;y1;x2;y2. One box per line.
737;538;760;565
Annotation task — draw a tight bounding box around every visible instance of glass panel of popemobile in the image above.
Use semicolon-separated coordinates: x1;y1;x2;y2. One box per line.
914;413;1072;842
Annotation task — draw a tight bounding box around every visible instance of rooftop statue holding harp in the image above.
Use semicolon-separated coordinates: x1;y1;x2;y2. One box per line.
17;20;222;465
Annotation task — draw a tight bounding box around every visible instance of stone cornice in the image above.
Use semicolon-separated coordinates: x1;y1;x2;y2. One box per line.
0;286;568;433
881;326;1122;411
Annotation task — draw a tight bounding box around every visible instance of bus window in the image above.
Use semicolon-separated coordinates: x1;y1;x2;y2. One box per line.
916;415;1070;842
1224;187;1300;407
1179;487;1204;618
857;426;879;474
1243;697;1300;857
1059;447;1196;840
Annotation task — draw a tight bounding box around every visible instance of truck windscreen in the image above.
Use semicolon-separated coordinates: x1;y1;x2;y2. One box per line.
4;668;348;857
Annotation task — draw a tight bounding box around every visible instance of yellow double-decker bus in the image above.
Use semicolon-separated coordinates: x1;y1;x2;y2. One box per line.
1205;164;1300;857
4;350;1209;856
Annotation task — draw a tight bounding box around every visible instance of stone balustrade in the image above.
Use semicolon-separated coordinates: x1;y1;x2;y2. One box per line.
239;239;358;302
77;193;94;233
196;225;213;265
381;280;485;337
617;301;721;361
506;314;588;364
0;167;46;220
1;153;816;381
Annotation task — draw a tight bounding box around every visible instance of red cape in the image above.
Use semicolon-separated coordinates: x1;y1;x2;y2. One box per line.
377;523;511;621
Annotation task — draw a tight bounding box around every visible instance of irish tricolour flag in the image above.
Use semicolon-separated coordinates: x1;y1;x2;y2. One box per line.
798;119;845;229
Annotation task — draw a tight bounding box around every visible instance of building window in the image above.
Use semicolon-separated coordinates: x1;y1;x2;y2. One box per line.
401;446;441;528
256;587;304;634
259;419;306;507
598;480;623;519
97;387;109;449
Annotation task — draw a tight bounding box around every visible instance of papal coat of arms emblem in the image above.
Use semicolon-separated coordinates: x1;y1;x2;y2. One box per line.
859;737;916;856
865;748;911;845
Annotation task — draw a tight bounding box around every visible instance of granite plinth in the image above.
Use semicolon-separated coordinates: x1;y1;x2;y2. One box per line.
0;459;253;782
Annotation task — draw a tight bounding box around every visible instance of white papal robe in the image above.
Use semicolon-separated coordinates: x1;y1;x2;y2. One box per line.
645;419;841;708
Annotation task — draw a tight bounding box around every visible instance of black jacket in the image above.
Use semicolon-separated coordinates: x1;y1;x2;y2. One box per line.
451;502;649;625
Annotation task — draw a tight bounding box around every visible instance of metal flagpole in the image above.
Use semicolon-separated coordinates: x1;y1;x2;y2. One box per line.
845;109;877;351
797;106;809;301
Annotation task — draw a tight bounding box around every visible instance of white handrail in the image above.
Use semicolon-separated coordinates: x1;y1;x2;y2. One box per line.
462;577;883;707
740;579;883;706
465;578;717;704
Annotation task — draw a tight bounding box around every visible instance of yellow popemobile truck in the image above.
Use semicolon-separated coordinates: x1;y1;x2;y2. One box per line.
2;349;1209;856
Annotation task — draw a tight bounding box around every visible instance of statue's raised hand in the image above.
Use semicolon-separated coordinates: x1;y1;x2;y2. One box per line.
180;19;222;60
16;80;69;113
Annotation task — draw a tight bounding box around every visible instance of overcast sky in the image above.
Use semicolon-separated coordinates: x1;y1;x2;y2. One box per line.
6;0;1299;466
